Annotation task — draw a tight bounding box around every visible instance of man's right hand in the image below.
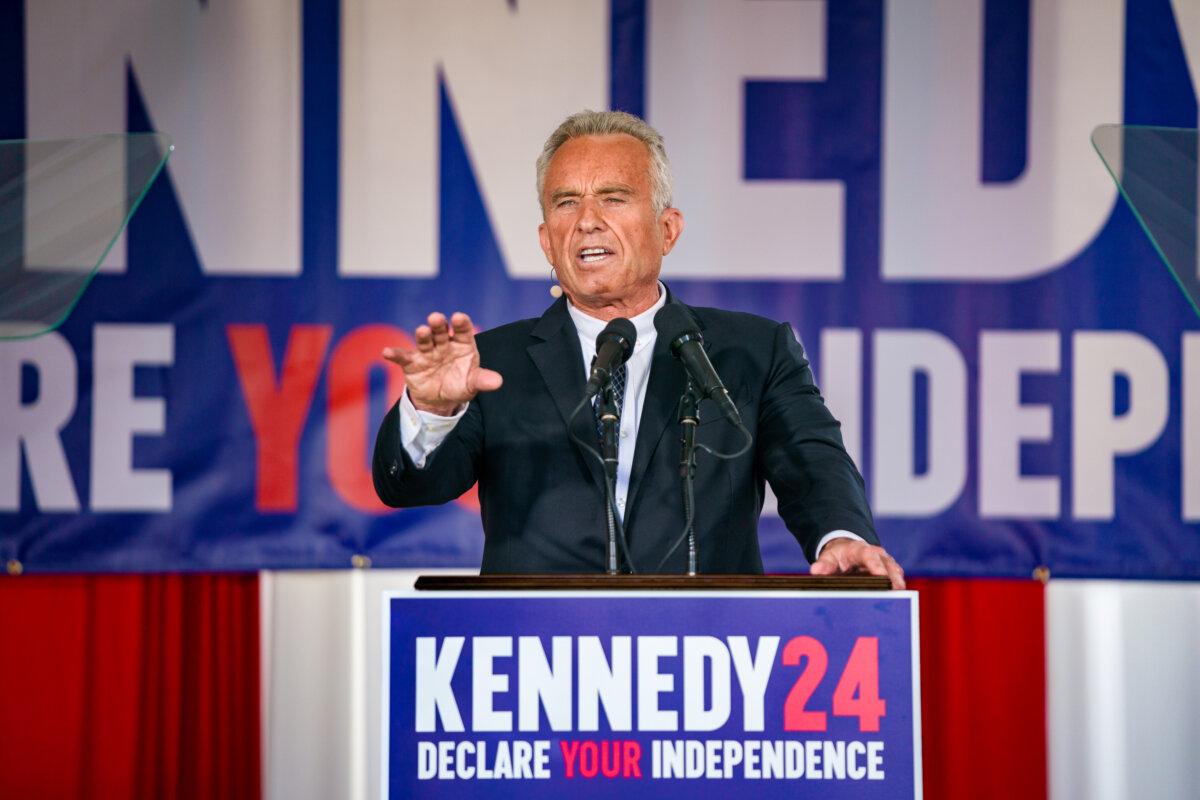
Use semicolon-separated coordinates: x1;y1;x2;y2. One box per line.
382;312;503;416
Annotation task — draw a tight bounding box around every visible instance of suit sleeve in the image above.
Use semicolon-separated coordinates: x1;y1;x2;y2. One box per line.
756;322;878;562
372;396;484;507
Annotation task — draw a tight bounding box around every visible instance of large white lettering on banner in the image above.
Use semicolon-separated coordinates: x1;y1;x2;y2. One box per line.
24;0;302;275
1;326;174;512
881;0;1123;280
339;0;607;278
647;0;842;279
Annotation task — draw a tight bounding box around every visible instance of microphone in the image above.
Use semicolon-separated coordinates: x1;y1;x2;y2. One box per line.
584;318;637;397
653;304;742;426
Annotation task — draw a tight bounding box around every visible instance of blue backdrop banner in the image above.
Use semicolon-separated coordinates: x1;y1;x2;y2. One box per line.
1;0;1197;577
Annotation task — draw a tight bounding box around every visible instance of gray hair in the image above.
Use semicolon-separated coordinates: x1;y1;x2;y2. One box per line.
536;110;674;216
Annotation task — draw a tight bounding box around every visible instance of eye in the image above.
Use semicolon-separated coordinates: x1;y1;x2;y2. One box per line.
555;198;578;209
604;196;627;205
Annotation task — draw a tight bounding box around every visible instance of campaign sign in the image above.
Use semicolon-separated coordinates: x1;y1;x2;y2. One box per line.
384;591;921;799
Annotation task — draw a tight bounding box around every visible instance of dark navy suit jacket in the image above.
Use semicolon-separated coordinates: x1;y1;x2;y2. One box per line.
373;290;876;573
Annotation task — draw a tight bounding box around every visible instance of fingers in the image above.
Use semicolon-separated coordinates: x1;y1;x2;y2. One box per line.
886;558;906;590
429;311;479;346
471;368;504;393
809;558;835;576
450;312;477;345
860;548;906;590
428;312;450;347
410;311;477;355
810;540;906;590
414;323;434;352
860;548;905;589
862;548;888;577
415;313;452;351
381;346;415;367
809;545;840;576
414;312;477;349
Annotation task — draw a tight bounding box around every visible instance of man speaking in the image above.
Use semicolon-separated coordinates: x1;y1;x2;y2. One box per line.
373;110;903;588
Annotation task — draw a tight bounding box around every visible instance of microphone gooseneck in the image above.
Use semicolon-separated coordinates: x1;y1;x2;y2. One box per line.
653;304;742;427
580;317;638;576
652;304;756;575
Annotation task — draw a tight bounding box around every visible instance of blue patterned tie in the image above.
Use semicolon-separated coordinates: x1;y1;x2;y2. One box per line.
593;362;627;442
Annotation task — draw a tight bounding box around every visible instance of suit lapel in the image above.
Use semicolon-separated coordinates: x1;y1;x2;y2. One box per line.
524;292;707;524
526;297;603;490
624;295;701;518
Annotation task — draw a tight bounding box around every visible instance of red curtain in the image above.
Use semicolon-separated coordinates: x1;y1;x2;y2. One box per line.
0;574;1043;799
912;577;1048;800
0;573;260;800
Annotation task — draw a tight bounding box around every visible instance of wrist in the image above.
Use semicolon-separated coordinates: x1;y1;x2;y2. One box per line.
408;392;464;417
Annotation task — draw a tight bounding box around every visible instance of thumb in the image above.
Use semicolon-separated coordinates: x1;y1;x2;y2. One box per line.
471;368;504;393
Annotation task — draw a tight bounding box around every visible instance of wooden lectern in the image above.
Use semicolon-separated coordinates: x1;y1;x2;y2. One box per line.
415;574;893;591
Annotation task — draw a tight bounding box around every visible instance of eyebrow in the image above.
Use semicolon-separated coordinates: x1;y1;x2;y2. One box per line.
548;183;637;204
596;183;636;196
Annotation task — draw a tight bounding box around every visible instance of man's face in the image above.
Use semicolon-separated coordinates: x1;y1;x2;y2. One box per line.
538;134;683;313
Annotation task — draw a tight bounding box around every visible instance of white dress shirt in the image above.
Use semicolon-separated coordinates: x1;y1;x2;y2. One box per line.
561;285;666;522
398;284;862;557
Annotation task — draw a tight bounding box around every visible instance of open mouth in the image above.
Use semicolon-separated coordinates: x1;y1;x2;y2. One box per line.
578;247;614;264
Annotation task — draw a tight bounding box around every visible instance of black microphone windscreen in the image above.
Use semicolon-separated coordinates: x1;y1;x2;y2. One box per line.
597;317;637;357
652;303;696;343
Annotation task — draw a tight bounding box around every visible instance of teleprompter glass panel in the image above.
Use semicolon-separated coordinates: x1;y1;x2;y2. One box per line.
0;133;173;339
1092;124;1199;319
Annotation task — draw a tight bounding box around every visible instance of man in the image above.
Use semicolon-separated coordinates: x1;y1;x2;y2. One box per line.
373;110;903;588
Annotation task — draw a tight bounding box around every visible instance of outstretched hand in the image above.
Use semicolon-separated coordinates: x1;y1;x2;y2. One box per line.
810;538;906;589
382;312;503;416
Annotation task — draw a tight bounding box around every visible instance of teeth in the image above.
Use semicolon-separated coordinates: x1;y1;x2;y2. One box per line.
579;248;611;263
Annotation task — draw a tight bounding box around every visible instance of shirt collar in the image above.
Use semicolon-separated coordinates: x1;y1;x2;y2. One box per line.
566;283;667;353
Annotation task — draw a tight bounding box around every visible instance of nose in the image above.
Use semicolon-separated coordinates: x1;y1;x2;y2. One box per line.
575;197;606;233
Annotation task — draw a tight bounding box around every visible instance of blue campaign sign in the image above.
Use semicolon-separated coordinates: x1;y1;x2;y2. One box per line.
384;591;921;799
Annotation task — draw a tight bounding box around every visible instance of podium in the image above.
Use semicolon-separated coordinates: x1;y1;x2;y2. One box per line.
383;575;921;799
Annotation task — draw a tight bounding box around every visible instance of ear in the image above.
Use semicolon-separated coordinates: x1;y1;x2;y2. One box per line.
537;222;555;266
659;208;684;256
